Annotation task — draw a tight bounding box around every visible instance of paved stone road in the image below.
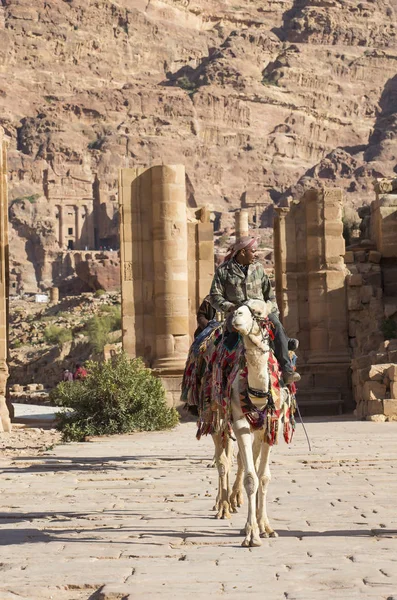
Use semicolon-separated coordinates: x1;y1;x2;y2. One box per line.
1;417;397;600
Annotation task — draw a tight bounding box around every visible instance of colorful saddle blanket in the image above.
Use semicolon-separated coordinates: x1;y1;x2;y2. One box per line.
181;321;296;446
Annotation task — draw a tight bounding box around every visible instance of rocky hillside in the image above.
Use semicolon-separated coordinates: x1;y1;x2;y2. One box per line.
1;0;397;289
9;291;121;387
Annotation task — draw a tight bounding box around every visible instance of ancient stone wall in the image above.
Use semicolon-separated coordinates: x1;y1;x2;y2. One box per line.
0;130;11;432
348;180;397;421
119;165;214;408
274;188;351;410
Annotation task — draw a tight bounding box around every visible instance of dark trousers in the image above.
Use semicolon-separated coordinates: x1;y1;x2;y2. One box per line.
268;313;293;374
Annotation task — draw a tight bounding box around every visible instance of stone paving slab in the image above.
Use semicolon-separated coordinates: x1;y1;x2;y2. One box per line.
1;417;397;599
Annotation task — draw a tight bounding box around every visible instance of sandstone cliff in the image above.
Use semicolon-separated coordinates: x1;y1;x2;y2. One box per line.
1;0;396;290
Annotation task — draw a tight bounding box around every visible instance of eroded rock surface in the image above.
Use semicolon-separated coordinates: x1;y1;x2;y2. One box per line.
1;0;396;288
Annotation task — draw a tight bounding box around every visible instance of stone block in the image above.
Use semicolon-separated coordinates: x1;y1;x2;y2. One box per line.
352;355;372;370
347;289;362;310
363;381;387;401
357;367;369;384
384;301;397;319
356;262;371;273
388;349;397;363
368;364;393;381
383;399;397;417
367;399;384;415
366;414;386;422
354;250;367;262
360;285;373;303
344;251;354;263
368;250;381;263
368;350;388;364
347;274;363;286
26;383;38;392
388;339;397;351
387;364;397;381
348;321;357;337
354;400;366;418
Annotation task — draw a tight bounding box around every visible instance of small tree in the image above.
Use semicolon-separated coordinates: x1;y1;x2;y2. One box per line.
44;325;72;346
50;354;179;441
86;306;121;352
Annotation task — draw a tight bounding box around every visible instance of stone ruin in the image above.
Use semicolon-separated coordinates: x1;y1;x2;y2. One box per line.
347;180;397;421
274;188;351;413
0;129;11;432
118;165;214;407
274;182;397;419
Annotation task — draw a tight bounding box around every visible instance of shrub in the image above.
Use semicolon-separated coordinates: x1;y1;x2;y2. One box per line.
86;306;121;352
44;325;72;346
177;76;197;93
381;318;397;341
50;354;179;441
95;289;106;297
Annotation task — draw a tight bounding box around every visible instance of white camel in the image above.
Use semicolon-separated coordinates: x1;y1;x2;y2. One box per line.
182;299;294;544
212;299;294;547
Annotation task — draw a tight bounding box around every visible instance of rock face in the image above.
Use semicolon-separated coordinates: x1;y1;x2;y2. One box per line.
1;0;397;289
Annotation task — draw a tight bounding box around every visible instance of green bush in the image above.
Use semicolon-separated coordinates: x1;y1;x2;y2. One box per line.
95;289;106;297
44;325;72;346
381;318;397;341
86;306;121;352
50;354;179;441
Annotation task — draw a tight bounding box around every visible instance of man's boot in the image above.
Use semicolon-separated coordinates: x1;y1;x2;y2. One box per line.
282;371;301;384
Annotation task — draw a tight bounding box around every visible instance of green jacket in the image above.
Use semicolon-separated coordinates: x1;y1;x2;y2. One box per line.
209;259;279;315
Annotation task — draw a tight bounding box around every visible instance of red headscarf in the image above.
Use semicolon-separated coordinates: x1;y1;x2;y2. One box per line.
223;236;258;263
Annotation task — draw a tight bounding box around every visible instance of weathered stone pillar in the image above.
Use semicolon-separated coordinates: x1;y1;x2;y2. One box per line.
371;180;397;258
235;209;249;241
75;205;81;249
50;287;59;304
151;165;189;371
274;188;351;411
57;204;64;248
0;130;11;432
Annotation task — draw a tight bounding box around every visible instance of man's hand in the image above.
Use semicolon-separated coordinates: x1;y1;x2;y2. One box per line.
227;304;238;313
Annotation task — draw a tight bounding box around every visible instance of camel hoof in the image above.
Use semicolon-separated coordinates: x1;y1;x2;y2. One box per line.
249;537;262;547
269;531;278;538
260;531;269;538
241;538;250;548
215;506;231;519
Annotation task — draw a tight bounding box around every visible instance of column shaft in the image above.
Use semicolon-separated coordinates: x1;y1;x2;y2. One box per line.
151;165;189;371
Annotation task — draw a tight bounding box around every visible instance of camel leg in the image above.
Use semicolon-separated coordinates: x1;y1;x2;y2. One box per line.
256;441;278;538
211;432;232;519
230;451;244;512
232;414;261;547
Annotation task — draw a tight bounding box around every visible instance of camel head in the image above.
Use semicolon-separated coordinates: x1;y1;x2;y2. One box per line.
232;300;273;337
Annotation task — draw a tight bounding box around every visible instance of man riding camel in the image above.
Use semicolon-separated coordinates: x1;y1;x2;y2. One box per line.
209;236;300;385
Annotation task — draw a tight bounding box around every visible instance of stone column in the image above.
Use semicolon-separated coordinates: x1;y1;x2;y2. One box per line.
57;205;64;248
75;204;81;249
50;287;59;304
0;131;11;432
273;187;351;410
235;209;249;241
151;165;189;371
